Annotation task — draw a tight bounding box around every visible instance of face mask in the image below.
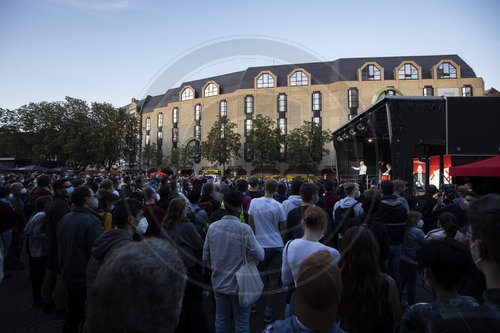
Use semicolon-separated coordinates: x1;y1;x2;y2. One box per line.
156;193;160;201
136;217;148;235
8;193;13;200
417;219;424;229
20;188;27;195
470;240;483;269
356;191;361;199
109;204;115;212
91;197;99;209
66;187;74;197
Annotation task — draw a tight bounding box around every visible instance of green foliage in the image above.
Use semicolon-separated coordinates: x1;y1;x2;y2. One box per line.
169;147;193;171
0;97;141;170
286;121;331;175
201;116;241;175
247;114;281;171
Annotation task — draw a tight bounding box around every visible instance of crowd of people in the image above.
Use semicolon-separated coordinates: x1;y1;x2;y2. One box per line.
0;170;499;333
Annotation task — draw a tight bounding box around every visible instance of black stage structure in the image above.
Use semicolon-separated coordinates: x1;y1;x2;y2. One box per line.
332;96;500;193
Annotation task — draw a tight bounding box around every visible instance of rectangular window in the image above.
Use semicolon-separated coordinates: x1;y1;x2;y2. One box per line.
244;142;253;161
145;134;150;145
158;113;163;129
146;117;151;131
172;108;179;124
312;116;321;125
423;86;434;96
245;95;254;114
277;94;287;113
278;118;286;136
312;92;321;111
195;104;202;121
462;85;473;96
157;131;163;139
220;100;227;117
348;88;359;108
245;119;252;136
195;125;201;139
172;128;178;143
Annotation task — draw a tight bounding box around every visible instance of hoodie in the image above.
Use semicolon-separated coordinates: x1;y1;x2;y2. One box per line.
86;229;133;293
332;197;363;222
282;195;303;218
373;194;407;245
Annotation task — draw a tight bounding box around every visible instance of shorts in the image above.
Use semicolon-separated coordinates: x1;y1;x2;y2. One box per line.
257;247;283;277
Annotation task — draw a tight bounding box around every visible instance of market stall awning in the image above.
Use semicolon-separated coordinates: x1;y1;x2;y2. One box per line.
449;155;500;177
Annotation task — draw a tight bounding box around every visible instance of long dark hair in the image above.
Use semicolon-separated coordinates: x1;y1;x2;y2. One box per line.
338;225;385;332
162;198;187;230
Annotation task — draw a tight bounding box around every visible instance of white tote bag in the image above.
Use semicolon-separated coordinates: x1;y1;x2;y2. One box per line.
235;224;264;307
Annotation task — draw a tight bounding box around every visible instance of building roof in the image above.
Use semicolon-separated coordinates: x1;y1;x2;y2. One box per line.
134;54;477;114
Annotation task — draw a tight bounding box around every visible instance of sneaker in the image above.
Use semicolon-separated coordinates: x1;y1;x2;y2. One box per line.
263;308;274;323
54;309;66;323
250;304;257;314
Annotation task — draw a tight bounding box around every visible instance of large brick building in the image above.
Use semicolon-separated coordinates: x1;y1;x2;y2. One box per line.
127;54;484;176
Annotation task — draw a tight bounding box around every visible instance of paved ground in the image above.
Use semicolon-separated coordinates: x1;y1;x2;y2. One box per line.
0;254;433;333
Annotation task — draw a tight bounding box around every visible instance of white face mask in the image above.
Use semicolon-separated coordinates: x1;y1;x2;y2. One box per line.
8;193;13;200
136;217;149;235
156;193;160;201
20;188;27;194
417;219;424;229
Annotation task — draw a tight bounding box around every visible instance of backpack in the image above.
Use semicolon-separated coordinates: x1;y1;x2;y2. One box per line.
187;208;209;240
198;201;213;217
333;203;359;235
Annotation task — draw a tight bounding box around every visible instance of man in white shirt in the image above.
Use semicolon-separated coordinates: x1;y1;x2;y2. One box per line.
352;161;367;189
248;179;286;323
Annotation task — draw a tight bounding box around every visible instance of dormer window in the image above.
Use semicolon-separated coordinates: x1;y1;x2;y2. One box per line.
181;87;194;101
290;71;308;86
257;73;275;88
361;65;381;81
398;63;419;80
204;83;218;97
437;62;457;79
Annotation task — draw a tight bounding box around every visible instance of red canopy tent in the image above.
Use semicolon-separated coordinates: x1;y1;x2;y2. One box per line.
449;155;500;177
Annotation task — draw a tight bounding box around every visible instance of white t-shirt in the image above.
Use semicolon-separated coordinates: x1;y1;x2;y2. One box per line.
248;197;286;248
353;165;367;175
281;239;340;286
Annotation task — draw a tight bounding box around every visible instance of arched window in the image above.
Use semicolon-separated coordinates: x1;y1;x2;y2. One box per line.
172;108;179;124
158;113;163;128
398;63;419;80
181;87;194;101
220;100;227;117
361;65;381;81
437;62;457;79
257;73;275;88
204;83;218;97
290;71;308;86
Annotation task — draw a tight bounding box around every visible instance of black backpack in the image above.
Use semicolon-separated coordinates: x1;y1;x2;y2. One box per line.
187;208;209;240
333;203;359;235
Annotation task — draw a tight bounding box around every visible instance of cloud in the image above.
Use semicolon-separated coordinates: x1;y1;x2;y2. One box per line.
50;0;132;11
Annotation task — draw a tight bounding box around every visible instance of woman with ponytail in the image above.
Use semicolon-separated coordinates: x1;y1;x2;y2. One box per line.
281;206;340;316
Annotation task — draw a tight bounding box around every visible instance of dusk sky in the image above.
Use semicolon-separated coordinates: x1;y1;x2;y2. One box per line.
1;0;499;110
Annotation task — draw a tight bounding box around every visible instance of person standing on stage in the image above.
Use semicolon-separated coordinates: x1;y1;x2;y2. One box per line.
352;161;367;188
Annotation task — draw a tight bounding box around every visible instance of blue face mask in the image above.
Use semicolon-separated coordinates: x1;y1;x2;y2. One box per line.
356;191;361;199
66;187;74;197
109;204;115;212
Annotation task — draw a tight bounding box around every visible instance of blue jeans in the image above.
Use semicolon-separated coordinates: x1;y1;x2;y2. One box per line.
214;292;250;333
388;244;402;292
400;259;418;305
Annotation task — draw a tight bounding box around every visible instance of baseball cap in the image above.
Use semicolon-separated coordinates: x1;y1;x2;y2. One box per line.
295;251;342;331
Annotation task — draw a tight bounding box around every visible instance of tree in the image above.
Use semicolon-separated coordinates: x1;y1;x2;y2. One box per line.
247;114;281;175
286;121;331;176
169;147;193;172
201;116;241;176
